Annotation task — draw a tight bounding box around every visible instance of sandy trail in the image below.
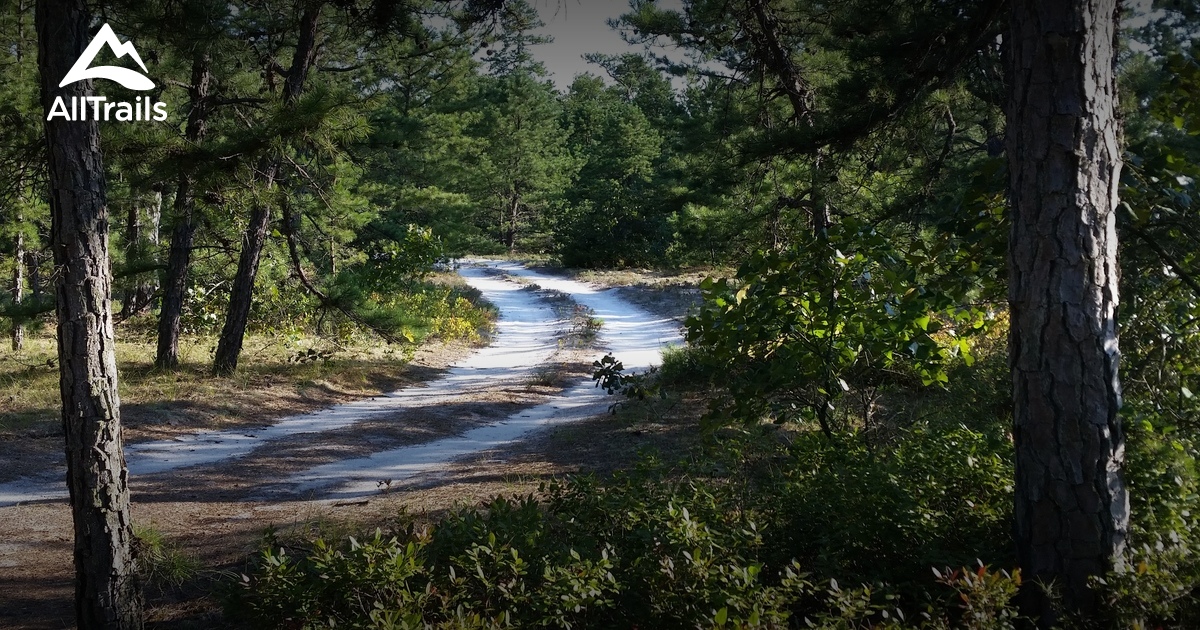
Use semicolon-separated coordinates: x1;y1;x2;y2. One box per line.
284;261;682;499
0;260;680;507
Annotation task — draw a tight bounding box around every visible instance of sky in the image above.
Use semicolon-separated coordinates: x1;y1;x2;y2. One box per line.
526;0;685;89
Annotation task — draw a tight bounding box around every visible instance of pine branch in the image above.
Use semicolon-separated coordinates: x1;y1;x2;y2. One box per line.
279;197;405;344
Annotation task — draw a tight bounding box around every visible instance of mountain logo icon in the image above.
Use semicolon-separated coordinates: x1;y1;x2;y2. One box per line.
59;23;154;91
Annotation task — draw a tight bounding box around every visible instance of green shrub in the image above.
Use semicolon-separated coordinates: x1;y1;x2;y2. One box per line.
227;422;1032;629
762;426;1014;590
230;482;813;628
1090;418;1200;628
658;344;723;391
685;219;995;436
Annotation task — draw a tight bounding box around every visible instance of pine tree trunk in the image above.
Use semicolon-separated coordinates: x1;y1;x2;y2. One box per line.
155;180;196;368
120;200;141;319
156;53;211;369
11;223;25;351
10;1;28;351
1006;0;1127;622
37;0;143;627
212;199;273;375
26;249;42;299
507;194;519;251
210;3;321;374
120;191;161;319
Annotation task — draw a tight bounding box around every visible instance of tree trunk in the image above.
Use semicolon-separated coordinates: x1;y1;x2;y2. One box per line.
120;190;161;319
10;0;28;349
1006;0;1127;622
37;0;143;627
212;198;273;375
11;223;25;351
26;249;42;299
155;180;196;369
507;193;519;251
211;3;321;374
155;53;211;369
745;0;812;124
121;199;141;318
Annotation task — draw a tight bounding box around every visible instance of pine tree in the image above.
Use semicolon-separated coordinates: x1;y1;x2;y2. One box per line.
1006;0;1128;621
36;0;143;625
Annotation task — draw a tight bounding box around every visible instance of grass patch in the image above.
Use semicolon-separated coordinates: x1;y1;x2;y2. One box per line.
0;337;62;434
1;279;495;441
524;361;587;391
134;525;203;589
0;329;466;440
658;344;722;391
549;266;719;323
517;284;602;349
560;265;732;290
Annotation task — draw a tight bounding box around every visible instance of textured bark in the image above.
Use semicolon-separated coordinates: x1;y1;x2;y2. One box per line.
37;0;143;627
11;0;28;352
11;223;25;351
154;179;196;368
155;53;211;369
283;3;322;107
211;3;321;374
1006;0;1127;622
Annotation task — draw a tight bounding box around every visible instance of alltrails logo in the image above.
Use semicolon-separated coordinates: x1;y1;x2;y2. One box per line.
47;23;167;122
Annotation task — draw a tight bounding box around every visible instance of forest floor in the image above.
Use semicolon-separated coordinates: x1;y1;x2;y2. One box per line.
0;260;706;629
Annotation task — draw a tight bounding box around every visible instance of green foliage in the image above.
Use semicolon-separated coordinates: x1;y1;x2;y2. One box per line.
229;419;1031;628
686;219;992;434
9;0;1200;624
590;354;627;395
1091;25;1200;627
931;565;1022;630
1091;421;1200;628
470;69;579;251
568;304;603;343
764;426;1013;588
231;485;809;629
592;354;663;416
1118;46;1200;436
133;525;202;590
555;72;671;267
657;344;724;391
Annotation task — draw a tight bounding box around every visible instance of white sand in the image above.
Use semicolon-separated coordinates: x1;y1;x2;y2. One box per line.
284;261;682;499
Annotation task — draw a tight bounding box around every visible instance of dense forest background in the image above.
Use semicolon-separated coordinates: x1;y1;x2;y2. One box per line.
4;0;1200;627
2;0;1192;342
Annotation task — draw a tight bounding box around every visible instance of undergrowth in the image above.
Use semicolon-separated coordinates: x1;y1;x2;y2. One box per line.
227;326;1200;629
227;425;1026;628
